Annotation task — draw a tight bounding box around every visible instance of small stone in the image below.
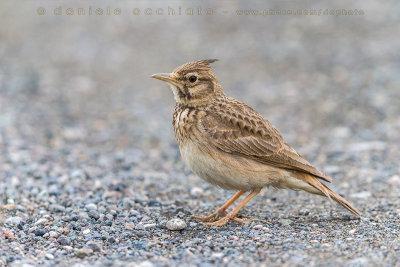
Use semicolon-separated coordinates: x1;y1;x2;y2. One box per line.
85;203;97;211
48;231;59;238
71;170;85;179
136;261;154;267
63;246;73;251
51;204;66;212
34;218;48;226
350;191;371;199
57;235;71;246
5;216;22;225
45;254;54;260
34;228;47;236
190;187;204;197
122;198;135;208
88;210;100;220
76;248;92;258
348;141;386;152
212;252;224;259
125;222;135;230
253;224;263;230
166;218;187;231
349;229;356;234
4;231;15;239
37;190;49;201
230;235;239;241
82;229;91;235
279;219;292;226
299;210;310;216
135;224;145;230
144;223;156;229
388;175;400;185
87;241;102;252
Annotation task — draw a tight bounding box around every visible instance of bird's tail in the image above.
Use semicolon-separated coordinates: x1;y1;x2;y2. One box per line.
290;172;361;217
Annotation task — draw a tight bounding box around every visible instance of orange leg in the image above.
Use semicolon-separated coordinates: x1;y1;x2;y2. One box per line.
193;191;245;222
204;188;261;227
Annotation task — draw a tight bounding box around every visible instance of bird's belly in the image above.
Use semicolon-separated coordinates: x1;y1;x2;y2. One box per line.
179;141;288;191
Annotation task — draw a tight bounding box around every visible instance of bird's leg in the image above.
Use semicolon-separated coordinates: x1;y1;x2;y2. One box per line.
193;191;245;222
204;188;261;227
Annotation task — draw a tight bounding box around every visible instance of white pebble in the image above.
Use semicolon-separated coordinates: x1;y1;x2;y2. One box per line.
253;224;263;230
389;175;400;185
190;187;204;197
48;231;59;238
144;223;156;229
166;218;187;230
85;203;97;210
34;218;48;226
82;229;91;235
45;253;54;260
350;191;371;199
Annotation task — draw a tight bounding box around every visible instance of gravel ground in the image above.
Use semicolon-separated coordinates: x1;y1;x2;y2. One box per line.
1;0;400;266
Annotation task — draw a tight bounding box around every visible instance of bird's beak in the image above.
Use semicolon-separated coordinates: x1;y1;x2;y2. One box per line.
151;73;183;88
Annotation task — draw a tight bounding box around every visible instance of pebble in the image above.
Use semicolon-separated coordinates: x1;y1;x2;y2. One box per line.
82;229;91;235
34;228;47;236
211;252;224;259
253;224;263;230
135;224;145;230
87;241;102;252
4;231;15;239
88;210;100;220
350;191;372;199
51;204;66;212
166;219;187;231
5;216;22;225
144;223;156;229
34;218;48;226
279;219;292;226
348;141;387;152
125;222;135;230
57;236;71;246
85;203;97;211
388;175;400;185
75;248;92;258
136;261;154;267
48;231;59;238
45;254;54;260
190;187;204;197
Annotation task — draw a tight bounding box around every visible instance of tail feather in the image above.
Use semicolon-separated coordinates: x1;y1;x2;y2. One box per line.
292;172;361;217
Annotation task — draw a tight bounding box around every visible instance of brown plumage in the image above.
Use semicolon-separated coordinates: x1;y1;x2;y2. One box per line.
152;59;360;226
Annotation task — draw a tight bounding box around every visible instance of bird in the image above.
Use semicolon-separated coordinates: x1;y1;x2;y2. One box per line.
152;59;360;226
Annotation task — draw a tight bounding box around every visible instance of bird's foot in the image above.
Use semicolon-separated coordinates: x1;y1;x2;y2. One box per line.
203;214;245;227
202;214;261;227
192;210;227;222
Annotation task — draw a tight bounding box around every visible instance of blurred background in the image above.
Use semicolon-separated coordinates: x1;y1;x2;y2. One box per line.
0;0;399;265
1;0;399;153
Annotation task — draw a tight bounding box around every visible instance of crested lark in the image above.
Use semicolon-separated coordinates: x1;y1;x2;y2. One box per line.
152;59;360;227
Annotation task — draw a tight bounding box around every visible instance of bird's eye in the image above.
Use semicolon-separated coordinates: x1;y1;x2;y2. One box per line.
188;75;197;83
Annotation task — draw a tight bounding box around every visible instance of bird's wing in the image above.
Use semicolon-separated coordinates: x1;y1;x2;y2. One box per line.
201;99;332;183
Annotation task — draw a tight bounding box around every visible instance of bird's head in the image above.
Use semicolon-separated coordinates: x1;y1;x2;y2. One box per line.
152;59;222;106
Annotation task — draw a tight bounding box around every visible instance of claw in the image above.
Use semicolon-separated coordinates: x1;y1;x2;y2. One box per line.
192;213;219;222
192;209;227;222
204;215;232;227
